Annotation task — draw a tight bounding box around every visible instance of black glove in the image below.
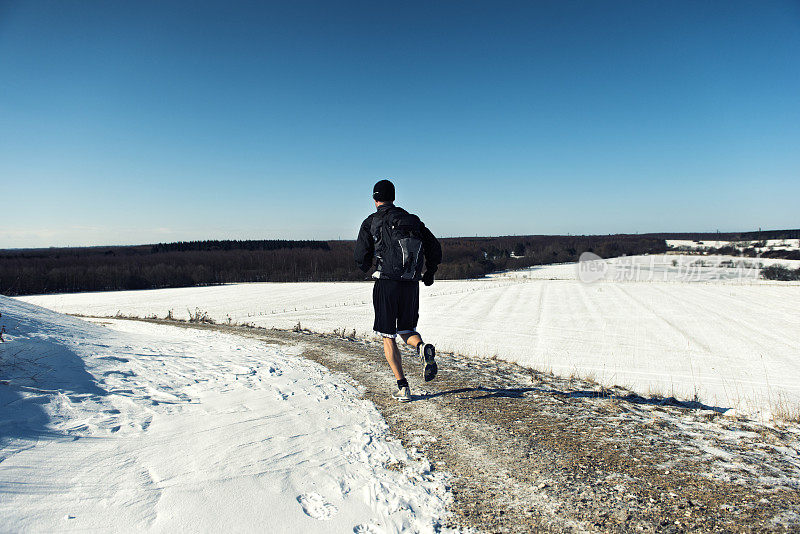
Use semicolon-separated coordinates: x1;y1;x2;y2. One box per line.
422;271;435;286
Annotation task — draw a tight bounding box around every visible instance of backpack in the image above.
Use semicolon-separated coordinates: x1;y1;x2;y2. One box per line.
370;207;425;281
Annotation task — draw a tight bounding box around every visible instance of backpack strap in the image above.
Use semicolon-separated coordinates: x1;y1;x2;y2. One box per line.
369;206;407;241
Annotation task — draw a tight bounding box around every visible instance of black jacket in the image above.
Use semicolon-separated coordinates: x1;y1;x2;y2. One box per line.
354;203;442;277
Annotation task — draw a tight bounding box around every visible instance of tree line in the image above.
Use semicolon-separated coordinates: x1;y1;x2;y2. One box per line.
645;229;800;241
0;235;668;296
150;239;330;253
433;235;667;279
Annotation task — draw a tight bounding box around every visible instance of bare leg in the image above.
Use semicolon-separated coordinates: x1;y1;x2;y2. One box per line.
400;332;422;350
383;337;405;380
401;331;437;382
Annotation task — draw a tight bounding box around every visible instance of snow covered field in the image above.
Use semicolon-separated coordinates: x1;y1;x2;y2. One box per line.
666;238;800;252
0;296;449;532
16;254;800;420
491;253;800;282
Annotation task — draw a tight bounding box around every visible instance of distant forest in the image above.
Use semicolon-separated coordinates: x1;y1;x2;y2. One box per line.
1;235;668;296
3;230;797;296
645;229;800;241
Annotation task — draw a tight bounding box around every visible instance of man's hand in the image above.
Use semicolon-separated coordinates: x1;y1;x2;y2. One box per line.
422;271;435;286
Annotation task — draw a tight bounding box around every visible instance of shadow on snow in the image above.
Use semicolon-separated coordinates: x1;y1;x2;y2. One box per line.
0;309;108;452
415;386;729;414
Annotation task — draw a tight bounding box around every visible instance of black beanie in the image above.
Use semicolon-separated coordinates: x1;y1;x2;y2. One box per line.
373;179;395;202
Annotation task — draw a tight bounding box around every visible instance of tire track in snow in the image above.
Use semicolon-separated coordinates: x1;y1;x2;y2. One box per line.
611;283;713;356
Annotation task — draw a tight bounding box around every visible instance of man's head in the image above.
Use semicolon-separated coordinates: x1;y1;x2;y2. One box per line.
373;179;395;207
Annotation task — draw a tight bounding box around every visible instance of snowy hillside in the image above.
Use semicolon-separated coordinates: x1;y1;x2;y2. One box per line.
18;254;800;421
0;296;450;532
490;253;800;282
667;238;800;253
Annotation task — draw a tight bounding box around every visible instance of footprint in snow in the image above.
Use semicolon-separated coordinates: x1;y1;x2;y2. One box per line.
98;356;129;363
103;370;135;377
353;524;381;533
297;492;338;520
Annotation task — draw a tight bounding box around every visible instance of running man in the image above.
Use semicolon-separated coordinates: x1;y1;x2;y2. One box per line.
354;179;442;402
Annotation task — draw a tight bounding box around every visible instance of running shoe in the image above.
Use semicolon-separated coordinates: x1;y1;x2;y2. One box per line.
419;343;438;382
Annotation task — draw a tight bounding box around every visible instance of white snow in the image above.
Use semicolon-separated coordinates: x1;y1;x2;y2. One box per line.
666;238;800;252
491;254;800;282
0;296;450;532
14;254;800;420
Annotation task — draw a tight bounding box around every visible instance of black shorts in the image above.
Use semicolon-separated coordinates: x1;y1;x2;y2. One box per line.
372;278;419;338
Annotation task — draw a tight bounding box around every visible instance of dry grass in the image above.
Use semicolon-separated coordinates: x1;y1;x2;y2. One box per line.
187;307;215;324
331;327;357;340
771;393;800;424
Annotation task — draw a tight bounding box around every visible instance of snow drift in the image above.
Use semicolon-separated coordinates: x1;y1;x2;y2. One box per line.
0;296;450;532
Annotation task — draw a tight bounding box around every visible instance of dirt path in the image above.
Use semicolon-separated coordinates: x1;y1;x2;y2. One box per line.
92;318;800;532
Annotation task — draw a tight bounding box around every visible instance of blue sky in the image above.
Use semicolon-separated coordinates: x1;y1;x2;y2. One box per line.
1;1;798;247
